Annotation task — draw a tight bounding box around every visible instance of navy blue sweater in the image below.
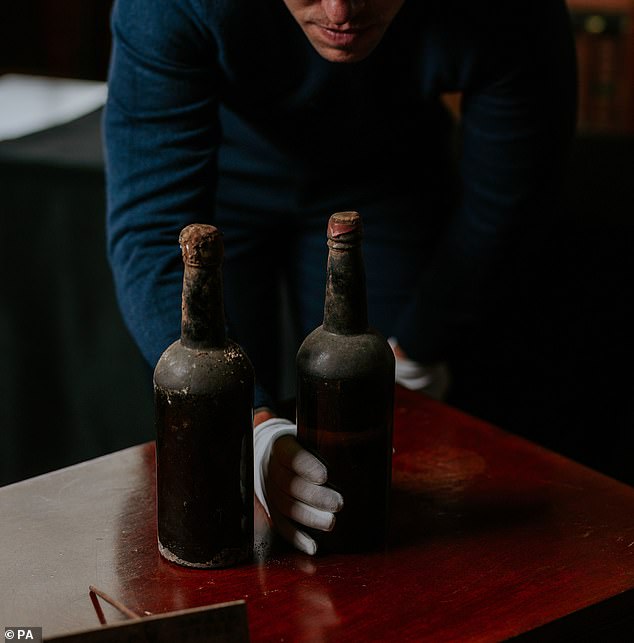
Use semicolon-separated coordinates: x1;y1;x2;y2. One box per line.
104;0;576;408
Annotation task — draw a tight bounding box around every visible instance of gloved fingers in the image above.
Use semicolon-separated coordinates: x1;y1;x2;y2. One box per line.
271;488;337;532
425;363;451;400
266;458;341;530
400;362;450;400
253;418;336;555
396;367;434;391
268;458;344;513
388;337;450;400
272;435;327;484
269;506;318;556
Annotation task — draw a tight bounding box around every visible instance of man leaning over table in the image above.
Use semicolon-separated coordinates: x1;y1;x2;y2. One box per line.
104;0;577;554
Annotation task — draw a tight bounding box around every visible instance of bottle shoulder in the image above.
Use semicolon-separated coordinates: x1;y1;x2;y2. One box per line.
297;325;395;380
154;339;254;395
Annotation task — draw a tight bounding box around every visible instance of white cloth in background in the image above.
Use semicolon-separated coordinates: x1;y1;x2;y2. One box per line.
0;74;107;141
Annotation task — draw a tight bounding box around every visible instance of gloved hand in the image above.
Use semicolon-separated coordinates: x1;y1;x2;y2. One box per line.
254;417;343;555
388;337;450;401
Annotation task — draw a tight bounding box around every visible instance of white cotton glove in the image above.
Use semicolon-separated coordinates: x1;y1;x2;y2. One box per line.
254;417;343;555
388;337;450;401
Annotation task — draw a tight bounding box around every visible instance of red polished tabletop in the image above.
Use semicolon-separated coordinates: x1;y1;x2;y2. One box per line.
2;386;634;641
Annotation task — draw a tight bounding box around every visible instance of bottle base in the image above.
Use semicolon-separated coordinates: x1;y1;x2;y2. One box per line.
158;540;252;569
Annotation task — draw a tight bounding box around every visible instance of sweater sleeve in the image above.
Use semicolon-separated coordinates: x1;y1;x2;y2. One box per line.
394;0;577;363
104;0;273;409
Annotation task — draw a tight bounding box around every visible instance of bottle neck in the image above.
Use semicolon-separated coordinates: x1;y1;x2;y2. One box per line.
322;245;369;335
180;263;226;349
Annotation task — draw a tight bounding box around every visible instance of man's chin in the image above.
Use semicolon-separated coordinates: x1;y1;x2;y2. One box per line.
316;47;370;63
311;39;377;63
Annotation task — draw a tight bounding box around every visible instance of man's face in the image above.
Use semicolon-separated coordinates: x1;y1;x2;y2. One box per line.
282;0;406;63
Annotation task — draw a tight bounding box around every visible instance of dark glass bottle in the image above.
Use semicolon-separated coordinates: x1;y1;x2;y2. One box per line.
296;211;395;553
153;224;254;568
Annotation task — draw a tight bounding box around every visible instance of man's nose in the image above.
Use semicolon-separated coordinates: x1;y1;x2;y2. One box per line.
322;0;365;25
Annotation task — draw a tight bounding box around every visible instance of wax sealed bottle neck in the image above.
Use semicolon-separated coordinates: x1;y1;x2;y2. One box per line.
178;224;226;350
323;213;368;335
181;264;226;349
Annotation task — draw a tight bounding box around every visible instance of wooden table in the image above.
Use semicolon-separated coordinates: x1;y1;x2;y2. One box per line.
2;386;634;641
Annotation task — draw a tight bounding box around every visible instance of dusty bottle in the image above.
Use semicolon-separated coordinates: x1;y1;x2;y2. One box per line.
296;211;395;553
154;224;254;568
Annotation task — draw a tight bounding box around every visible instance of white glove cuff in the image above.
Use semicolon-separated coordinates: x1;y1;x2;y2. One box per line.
253;417;296;517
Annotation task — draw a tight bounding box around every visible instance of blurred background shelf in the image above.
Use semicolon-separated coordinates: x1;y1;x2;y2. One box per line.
568;0;634;134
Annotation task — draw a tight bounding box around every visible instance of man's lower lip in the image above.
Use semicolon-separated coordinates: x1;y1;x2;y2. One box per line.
317;25;367;46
